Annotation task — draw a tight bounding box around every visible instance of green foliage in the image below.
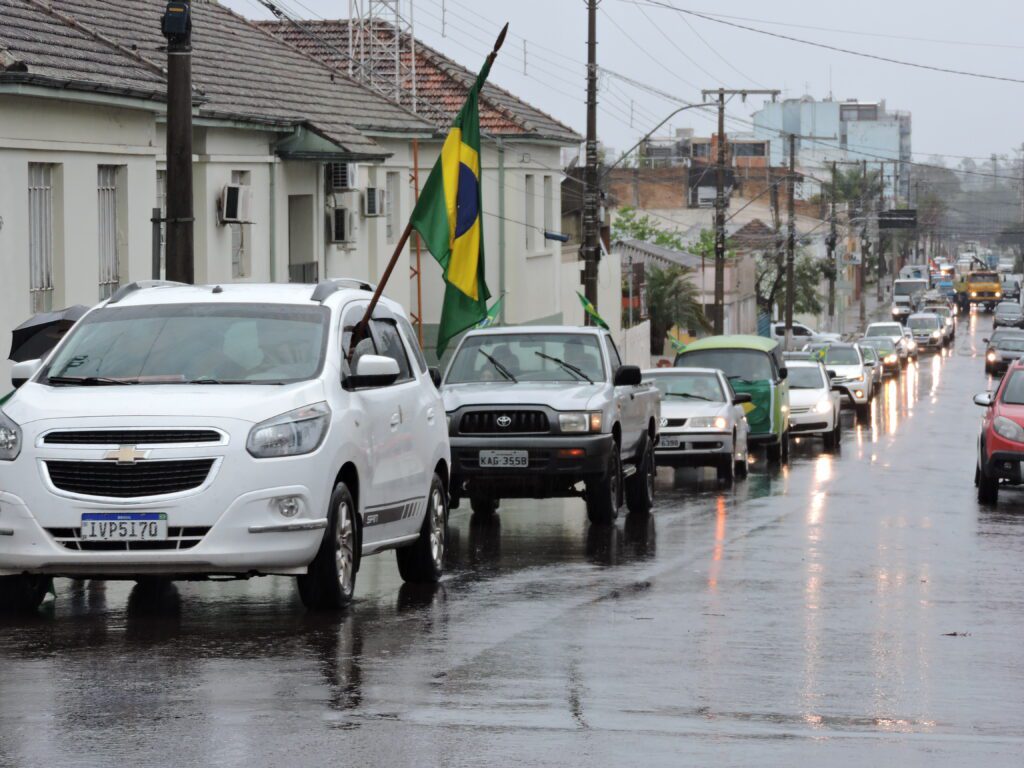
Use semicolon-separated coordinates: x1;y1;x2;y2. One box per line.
612;207;687;250
755;250;825;316
645;265;710;351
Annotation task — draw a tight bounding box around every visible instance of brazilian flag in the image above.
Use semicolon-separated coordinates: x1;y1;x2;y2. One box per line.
411;34;505;355
476;294;505;329
577;291;609;331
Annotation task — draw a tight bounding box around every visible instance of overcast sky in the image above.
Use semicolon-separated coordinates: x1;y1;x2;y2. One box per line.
224;0;1024;164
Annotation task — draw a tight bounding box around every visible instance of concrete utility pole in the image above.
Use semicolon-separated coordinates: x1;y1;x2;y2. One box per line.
877;161;886;302
162;1;194;284
827;161;838;326
701;88;780;334
859;160;870;326
581;0;600;318
784;133;797;351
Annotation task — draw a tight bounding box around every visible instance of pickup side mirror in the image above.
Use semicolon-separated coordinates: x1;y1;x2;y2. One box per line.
613;365;642;387
348;355;400;389
973;392;994;407
732;392;752;405
428;366;443;388
11;359;42;389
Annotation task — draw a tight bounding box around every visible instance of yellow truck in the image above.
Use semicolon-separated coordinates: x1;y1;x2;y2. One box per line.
955;270;1002;311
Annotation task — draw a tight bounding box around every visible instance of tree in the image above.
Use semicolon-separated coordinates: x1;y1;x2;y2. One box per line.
646;264;709;351
611;206;686;250
755;249;825;318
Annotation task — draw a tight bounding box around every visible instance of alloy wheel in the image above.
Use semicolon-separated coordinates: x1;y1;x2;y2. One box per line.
428;486;446;567
335;499;355;594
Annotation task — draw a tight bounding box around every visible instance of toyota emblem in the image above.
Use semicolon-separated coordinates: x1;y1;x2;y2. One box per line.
496;415;512;428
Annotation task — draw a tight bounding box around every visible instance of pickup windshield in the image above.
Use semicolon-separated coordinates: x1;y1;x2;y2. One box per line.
446;333;606;384
44;303;329;385
650;371;725;402
908;317;940;331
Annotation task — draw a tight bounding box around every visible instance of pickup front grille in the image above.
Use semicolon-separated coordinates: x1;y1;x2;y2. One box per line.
45;459;215;498
459;410;550;434
43;429;221;446
45;526;211;551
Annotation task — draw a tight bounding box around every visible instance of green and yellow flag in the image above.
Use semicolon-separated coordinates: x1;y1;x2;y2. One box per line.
476;294;505;329
411;25;507;355
577;291;609;331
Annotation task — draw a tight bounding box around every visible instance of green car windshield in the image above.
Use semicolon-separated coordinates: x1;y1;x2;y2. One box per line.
675;349;773;384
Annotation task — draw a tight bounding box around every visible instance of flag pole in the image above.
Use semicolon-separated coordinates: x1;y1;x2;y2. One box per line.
350;23;509;358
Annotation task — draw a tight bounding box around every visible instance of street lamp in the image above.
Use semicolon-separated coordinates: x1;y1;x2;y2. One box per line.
601;102;711;178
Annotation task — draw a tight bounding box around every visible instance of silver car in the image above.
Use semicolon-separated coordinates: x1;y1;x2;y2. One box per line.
785;360;842;450
644;367;751;486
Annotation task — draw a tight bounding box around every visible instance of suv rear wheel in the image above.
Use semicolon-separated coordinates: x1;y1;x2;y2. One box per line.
397;473;448;583
586;449;621;525
0;575;49;614
299;481;357;610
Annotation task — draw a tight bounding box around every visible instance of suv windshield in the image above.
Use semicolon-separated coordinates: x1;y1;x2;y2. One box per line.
446;333;605;384
822;347;860;365
908;317;940;330
997;338;1024;352
44;303;330;385
651;372;725;402
866;324;902;337
787;366;826;389
674;349;774;383
859;338;895;355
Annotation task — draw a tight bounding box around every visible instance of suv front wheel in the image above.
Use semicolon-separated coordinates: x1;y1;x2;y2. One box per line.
299;481;357;610
397;473;448;583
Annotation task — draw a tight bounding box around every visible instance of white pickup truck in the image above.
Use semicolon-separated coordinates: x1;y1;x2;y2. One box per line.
441;326;660;524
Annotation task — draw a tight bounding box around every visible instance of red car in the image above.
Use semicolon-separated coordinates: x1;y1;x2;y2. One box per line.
975;359;1024;504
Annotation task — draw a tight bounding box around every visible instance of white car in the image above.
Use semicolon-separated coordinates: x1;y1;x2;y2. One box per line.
805;342;873;420
785;360;841;450
643;367;750;486
0;280;450;612
770;321;840;348
864;322;911;365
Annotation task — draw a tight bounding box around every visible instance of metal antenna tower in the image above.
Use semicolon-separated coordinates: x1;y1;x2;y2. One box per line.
347;0;417;112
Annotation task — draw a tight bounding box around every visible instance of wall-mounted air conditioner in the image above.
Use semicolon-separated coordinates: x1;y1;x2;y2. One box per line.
219;184;252;224
362;187;386;217
326;162;358;192
328;207;354;244
327;190;358;211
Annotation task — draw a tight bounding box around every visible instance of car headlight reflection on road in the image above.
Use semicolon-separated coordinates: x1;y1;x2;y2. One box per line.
993;416;1024;443
247;402;331;458
689;416;729;431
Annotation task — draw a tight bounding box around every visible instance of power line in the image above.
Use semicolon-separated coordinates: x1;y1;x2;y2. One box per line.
635;2;1024;85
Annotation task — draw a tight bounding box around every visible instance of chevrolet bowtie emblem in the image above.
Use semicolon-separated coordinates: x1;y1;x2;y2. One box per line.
103;445;150;464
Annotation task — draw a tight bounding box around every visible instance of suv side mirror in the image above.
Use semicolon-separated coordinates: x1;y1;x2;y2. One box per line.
613;365;642;387
973;392;994;407
732;392;752;405
778;367;789;381
348;355;400;389
11;359;42;389
826;369;837;378
428;366;442;388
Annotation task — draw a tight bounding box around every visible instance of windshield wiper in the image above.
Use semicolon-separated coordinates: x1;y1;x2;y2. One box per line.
46;375;139;386
188;377;276;385
534;351;593;383
664;392;714;401
478;350;517;383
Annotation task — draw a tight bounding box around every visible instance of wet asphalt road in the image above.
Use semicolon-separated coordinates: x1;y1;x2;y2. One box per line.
3;314;1024;767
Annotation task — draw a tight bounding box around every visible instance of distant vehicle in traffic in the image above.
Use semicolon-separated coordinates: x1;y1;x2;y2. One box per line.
805;342;873;420
1001;275;1021;302
983;331;1024;376
901;327;920;361
922;303;956;343
957;270;1002;311
974;360;1024;504
674;335;791;464
644;368;751;486
993;301;1024;329
864;322;911;365
858;345;884;392
856;337;900;376
770;321;840;348
785;360;842;450
906;313;945;351
891;278;928;323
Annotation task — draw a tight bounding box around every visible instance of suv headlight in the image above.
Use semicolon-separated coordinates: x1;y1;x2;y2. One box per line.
689;416;728;431
814;398;832;414
0;410;22;461
246;402;331;458
559;412;602;433
993;416;1024;444
931;330;941;339
884;354;897;364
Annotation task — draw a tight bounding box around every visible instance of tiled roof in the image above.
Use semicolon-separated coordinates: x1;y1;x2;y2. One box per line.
0;0;436;157
257;19;582;144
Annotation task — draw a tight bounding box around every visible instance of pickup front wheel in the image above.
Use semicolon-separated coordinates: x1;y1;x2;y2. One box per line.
625;441;655;515
586;449;621;525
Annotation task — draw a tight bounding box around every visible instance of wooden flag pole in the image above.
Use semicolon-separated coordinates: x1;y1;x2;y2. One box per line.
350;23;509;358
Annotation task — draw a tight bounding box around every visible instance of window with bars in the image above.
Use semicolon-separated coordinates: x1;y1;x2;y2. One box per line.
386;171;400;244
97;165;121;299
230;170;251;278
28;163;55;313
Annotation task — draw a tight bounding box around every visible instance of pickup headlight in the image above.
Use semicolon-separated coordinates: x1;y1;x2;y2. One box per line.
246;402;331;458
993;416;1024;443
689;416;728;431
931;330;941;339
814;398;833;414
0;410;21;461
559;412;602;433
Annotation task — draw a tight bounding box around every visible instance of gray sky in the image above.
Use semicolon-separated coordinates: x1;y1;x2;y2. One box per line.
223;0;1024;164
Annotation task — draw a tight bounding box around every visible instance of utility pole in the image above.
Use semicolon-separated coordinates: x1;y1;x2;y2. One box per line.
859;159;870;326
784;133;797;350
827;161;838;327
161;1;194;284
581;0;600;319
702;88;780;334
877;160;886;303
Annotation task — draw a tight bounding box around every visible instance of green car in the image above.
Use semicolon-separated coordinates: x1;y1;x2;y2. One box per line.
674;335;791;463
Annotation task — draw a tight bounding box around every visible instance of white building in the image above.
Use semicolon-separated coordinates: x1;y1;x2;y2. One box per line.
0;0;582;387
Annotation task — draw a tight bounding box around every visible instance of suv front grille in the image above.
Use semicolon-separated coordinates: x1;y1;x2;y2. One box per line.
459;410;550;434
45;459;215;498
43;429;221;446
45;527;211;551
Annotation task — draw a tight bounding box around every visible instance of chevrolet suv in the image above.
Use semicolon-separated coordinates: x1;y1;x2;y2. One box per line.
0;280;450;612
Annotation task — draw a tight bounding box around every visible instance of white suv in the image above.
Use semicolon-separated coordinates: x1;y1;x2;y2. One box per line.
0;280;450;612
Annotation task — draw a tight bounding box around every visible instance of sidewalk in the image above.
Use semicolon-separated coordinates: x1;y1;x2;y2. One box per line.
835;282;890;340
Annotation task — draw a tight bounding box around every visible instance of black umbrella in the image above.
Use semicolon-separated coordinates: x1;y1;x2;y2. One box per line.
8;305;90;362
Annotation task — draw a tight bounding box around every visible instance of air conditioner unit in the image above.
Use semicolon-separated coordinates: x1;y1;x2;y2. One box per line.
362;187;386;217
328;207;354;244
326;162;358;192
326;190;358;211
220;184;252;224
